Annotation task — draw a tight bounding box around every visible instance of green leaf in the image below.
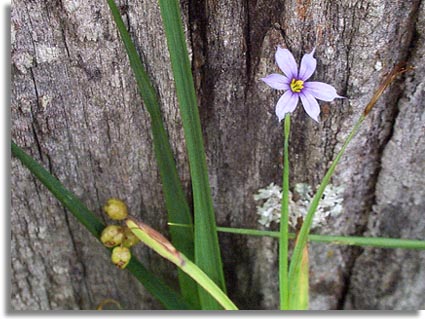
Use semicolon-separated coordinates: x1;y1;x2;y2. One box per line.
106;0;199;307
289;235;309;310
157;0;226;309
126;218;238;310
293;245;309;310
11;142;192;310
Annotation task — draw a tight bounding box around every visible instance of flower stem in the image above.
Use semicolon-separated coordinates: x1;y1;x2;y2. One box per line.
279;114;291;310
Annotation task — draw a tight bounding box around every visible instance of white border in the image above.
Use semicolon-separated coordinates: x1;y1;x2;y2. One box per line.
3;0;424;317
2;0;11;318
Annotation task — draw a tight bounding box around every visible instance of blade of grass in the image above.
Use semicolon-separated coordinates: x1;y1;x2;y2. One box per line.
288;224;309;310
106;0;199;307
126;218;238;310
288;116;364;307
279;114;290;310
290;243;309;310
168;224;425;250
157;0;226;309
12;142;104;237
12;142;192;310
125;258;191;310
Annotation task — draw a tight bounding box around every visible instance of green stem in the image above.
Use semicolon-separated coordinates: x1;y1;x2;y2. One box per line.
288;115;365;306
279;114;291;310
213;226;425;250
169;223;425;250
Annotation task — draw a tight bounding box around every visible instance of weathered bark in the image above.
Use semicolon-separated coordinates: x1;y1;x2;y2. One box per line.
11;0;424;310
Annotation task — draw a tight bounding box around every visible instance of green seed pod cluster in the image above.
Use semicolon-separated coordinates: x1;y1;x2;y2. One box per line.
103;198;128;220
101;198;140;270
111;246;131;269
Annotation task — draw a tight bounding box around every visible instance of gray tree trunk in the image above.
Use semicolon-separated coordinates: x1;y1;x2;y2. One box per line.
11;0;425;310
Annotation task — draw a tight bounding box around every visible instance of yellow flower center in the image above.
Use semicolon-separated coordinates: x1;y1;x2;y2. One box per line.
290;79;304;93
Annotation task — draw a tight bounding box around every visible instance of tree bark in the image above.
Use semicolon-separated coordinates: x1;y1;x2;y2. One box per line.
11;0;425;310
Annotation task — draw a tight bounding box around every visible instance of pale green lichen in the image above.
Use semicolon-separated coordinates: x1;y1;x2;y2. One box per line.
254;182;282;227
254;182;344;228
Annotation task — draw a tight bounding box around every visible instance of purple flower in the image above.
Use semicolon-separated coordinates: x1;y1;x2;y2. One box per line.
261;47;343;122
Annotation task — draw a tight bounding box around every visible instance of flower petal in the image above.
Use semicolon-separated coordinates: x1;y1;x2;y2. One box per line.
298;48;317;81
275;47;298;79
299;91;321;122
260;73;290;90
304;81;343;101
275;90;299;122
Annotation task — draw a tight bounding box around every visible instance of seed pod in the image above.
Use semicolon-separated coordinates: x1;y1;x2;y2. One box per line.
111;246;131;269
122;227;140;248
100;225;124;248
103;198;128;220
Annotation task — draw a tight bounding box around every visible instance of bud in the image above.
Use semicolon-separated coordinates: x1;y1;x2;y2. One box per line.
111;246;131;269
122;227;140;248
100;225;124;248
103;198;128;220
